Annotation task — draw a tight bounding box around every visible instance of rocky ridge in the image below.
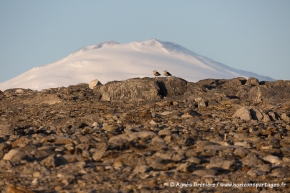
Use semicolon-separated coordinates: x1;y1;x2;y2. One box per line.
0;76;290;193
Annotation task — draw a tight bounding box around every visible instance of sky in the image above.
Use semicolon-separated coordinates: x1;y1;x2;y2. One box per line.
0;0;289;83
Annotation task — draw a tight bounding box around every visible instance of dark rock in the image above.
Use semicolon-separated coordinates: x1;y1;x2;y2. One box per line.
155;76;187;97
223;77;247;87
40;154;68;168
34;146;55;159
94;78;161;101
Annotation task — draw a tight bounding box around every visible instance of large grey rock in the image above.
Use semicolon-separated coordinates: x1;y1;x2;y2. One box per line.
232;106;270;122
94;78;161;101
223;77;246;88
248;86;263;104
238;82;290;104
155;76;187;97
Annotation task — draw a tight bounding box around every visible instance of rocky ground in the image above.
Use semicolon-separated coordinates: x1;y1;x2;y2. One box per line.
0;76;290;193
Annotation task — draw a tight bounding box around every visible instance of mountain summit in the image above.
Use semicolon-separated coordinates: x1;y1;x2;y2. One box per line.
0;39;273;91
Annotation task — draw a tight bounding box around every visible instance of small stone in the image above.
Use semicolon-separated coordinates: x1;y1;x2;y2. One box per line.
268;112;278;120
32;171;41;178
241;153;263;167
270;167;290;178
0;143;12;152
192;169;216;177
3;149;27;164
281;113;290;122
6;184;35;193
92;122;101;128
232;107;252;121
15;89;25;94
133;165;151;173
176;162;195;172
206;157;236;170
54;186;62;191
186;157;201;164
195;98;206;108
149;120;157;126
77;179;86;187
263;155;281;164
40;155;68;168
234;148;249;158
173;101;179;105
158;128;171;137
3;149;19;161
160;111;172;116
31;178;38;185
234;142;251;148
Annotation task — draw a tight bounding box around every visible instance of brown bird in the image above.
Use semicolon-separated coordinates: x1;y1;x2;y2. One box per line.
164;70;172;76
153;70;161;77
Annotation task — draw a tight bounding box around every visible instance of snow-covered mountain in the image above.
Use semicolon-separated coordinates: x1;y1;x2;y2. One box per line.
0;39;273;91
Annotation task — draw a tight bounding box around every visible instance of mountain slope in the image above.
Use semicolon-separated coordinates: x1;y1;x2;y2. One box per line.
0;39;273;91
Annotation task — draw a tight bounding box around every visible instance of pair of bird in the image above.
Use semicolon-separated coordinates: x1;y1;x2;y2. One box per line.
153;70;172;77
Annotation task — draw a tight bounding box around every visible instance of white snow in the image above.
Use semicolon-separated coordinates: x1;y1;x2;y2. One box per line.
0;39;273;91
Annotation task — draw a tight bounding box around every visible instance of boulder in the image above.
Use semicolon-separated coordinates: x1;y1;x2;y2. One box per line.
184;83;205;98
238;83;290;104
233;106;270;122
89;79;102;89
6;184;35;193
3;149;28;164
232;107;252;121
245;77;260;86
94;77;161;101
40;154;68;168
195;79;226;90
249;107;270;122
281;113;290;122
155;76;187;97
248;86;262;104
0;123;14;136
263;155;281;164
223;77;247;88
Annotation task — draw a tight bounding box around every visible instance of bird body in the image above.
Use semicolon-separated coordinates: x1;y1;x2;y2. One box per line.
153;70;161;77
164;70;172;76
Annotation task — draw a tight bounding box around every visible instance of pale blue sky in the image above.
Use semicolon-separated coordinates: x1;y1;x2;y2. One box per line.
1;0;289;82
